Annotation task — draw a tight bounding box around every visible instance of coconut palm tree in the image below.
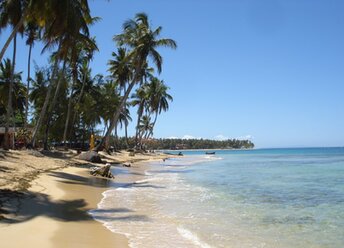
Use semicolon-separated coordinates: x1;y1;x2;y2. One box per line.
0;0;50;62
147;77;173;135
97;12;177;151
131;84;149;146
138;115;153;148
68;72;103;145
24;21;39;126
108;47;132;93
118;102;132;148
29;68;49;115
31;0;94;148
62;36;98;148
0;0;25;149
0;58;26;126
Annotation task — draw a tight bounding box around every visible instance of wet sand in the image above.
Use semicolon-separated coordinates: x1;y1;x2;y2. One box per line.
0;150;173;247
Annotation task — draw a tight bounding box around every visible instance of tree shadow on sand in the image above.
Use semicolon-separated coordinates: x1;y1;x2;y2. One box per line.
0;189;150;224
0;189;91;224
48;171;166;190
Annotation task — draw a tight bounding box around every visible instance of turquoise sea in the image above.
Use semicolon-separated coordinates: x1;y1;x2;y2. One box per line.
90;148;344;248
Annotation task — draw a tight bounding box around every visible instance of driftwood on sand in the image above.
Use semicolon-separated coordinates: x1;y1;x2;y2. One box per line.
90;163;114;178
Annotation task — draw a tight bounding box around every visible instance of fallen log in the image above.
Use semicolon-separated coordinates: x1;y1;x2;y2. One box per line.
90;163;114;178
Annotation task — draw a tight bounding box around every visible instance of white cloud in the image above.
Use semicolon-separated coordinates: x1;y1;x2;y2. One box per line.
214;134;229;141
237;135;254;140
167;136;179;139
182;135;197;140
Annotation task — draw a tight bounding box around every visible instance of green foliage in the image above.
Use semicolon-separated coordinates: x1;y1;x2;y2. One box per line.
107;136;254;150
0;58;26;125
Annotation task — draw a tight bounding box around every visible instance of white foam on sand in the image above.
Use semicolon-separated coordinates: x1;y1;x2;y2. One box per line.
89;155;219;248
177;227;213;248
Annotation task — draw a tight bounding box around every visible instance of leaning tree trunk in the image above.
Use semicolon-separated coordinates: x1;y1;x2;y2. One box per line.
25;43;33;128
135;103;144;147
96;80;136;151
4;34;17;150
68;63;88;144
0;14;25;62
31;44;61;147
63;62;78;149
43;60;67;150
125;121;129;148
147;112;159;139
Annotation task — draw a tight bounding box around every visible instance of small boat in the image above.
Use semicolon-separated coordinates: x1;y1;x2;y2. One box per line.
205;151;215;155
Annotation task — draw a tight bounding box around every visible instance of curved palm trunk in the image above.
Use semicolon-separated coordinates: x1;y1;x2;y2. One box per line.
135;103;144;146
31;44;61;147
0;14;25;62
43;60;67;150
4;34;17;150
63;63;78;149
113;123;118;151
124;122;129;148
25;43;33;128
96;80;136;151
68;63;88;144
147;112;158;138
62;86;74;149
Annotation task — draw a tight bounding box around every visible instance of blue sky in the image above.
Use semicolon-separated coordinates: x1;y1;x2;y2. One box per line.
1;0;344;148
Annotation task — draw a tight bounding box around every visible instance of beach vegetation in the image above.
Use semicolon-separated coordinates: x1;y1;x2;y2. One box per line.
0;3;254;151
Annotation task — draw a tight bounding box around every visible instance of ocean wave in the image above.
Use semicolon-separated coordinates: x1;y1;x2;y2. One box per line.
177;227;213;248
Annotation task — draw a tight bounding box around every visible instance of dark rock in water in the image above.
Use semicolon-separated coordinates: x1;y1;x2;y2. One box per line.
90;163;114;178
79;151;102;163
122;162;131;167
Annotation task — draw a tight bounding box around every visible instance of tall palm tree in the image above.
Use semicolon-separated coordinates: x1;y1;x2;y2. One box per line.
0;0;49;62
63;36;98;148
97;12;177;151
98;79;121;150
147;77;173;134
68;62;95;143
71;72;102;145
108;47;132;93
118;102;132;148
138;115;153;148
31;0;93;148
0;0;25;149
29;68;49;115
131;84;149;146
24;21;39;126
0;58;25;127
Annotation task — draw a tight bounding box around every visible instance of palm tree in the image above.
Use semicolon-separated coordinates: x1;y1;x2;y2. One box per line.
0;0;49;62
138;115;153;148
0;58;26;127
98;79;121;150
29;68;49;115
68;72;102;145
31;0;94;148
24;21;39;126
131;84;149;146
147;77;173;134
108;47;132;93
0;0;25;149
97;12;177;151
68;62;94;143
63;36;98;148
118;102;132;148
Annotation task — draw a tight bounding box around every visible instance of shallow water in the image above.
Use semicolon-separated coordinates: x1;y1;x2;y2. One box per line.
90;148;344;248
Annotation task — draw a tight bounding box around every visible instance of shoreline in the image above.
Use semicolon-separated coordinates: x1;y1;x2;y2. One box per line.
0;149;173;247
